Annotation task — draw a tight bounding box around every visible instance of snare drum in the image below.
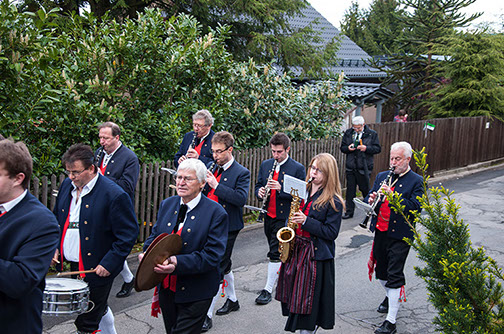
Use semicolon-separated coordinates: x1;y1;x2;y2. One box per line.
43;278;89;316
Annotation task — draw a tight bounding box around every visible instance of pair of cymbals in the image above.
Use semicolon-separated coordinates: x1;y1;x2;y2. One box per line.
135;233;182;292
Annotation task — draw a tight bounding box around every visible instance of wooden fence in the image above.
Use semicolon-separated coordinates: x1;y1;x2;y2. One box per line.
31;116;504;242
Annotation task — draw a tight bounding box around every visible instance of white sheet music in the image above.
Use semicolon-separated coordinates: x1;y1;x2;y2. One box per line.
283;174;308;199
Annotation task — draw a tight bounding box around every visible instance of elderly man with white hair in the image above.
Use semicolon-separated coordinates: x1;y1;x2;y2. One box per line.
140;158;228;334
340;115;381;219
365;142;423;334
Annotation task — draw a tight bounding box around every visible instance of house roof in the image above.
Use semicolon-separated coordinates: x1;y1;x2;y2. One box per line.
342;82;395;105
287;5;387;79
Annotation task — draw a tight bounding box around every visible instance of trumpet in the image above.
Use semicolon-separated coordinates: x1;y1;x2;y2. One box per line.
277;188;301;263
257;160;279;223
359;166;396;229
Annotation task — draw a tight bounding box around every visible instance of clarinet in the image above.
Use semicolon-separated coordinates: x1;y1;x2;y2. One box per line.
208;161;217;173
359;166;396;229
257;160;279;223
94;146;105;171
187;133;197;154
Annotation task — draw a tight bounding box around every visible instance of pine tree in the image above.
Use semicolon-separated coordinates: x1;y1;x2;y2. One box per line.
387;149;504;333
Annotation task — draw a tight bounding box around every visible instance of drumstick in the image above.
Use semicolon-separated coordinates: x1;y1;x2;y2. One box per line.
57;269;97;277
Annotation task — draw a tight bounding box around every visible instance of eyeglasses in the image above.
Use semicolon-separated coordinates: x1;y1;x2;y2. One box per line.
211;147;231;155
175;175;198;183
65;169;87;177
192;123;208;129
309;165;323;174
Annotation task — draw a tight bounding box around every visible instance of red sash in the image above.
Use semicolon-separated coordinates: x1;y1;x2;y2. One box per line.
0;211;6;217
99;159;107;175
266;171;279;218
60;205;86;277
376;186;395;232
206;170;222;202
194;139;204;155
297;199;312;238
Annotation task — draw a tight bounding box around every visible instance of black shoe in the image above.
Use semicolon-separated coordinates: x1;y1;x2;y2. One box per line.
375;320;396;334
342;212;354;219
116;278;135;298
216;299;240;315
255;289;272;305
377;296;389;313
201;316;212;332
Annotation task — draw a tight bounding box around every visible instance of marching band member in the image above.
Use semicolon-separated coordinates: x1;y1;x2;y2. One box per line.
202;131;250;331
276;153;344;333
95;121;140;299
0;139;59;334
52;144;138;334
365;142;423;334
174;109;215;168
254;133;305;305
140;159;228;334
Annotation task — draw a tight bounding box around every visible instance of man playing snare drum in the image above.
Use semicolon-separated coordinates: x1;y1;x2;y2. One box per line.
0;139;60;334
52;143;138;334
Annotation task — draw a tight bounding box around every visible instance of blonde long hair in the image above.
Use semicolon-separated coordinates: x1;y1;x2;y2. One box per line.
307;153;345;212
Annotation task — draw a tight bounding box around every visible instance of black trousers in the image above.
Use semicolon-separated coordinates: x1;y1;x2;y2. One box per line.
345;169;370;214
220;229;240;276
70;262;113;332
159;288;212;334
373;229;411;288
263;216;285;262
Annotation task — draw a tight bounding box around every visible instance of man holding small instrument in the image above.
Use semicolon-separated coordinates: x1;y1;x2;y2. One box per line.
202;131;250;331
0;139;60;334
254;132;305;305
174;109;215;168
52;143;138;334
140;158;228;334
340;115;381;219
365;142;423;334
95;121;140;298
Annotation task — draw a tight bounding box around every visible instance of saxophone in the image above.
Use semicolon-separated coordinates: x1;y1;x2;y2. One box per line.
277;188;301;263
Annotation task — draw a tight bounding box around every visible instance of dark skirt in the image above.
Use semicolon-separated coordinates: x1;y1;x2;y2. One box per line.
281;258;335;332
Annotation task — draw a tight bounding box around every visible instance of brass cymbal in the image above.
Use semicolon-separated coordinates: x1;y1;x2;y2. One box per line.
135;233;182;292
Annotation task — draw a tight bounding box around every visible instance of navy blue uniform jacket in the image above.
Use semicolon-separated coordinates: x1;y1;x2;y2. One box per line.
173;130;215;168
255;157;306;220
95;144;139;201
301;191;343;261
53;175;139;286
144;195;228;303
365;169;423;240
203;160;250;232
0;192;60;334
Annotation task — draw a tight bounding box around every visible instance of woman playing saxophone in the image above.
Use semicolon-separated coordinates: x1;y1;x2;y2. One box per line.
276;153;344;334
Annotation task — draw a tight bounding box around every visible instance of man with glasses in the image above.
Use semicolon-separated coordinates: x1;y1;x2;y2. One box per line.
95;121;140;299
140;158;228;334
365;142;423;334
52;143;138;334
254;132;305;305
0;139;60;334
174;109;215;168
340;115;381;219
201;131;250;331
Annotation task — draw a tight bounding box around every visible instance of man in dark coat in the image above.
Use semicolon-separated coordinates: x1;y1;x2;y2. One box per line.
0;139;60;334
365;141;423;334
95;121;140;298
140;158;228;334
202;131;250;331
174;109;215;168
340;115;381;219
53;144;138;334
254;132;306;305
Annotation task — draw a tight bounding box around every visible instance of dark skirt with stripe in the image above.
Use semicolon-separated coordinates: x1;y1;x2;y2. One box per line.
276;238;335;332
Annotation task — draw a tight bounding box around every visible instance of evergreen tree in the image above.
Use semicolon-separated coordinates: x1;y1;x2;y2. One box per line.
387;149;504;333
427;32;504;120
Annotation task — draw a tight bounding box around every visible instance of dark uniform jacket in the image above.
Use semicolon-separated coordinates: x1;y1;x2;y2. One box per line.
365;169;423;240
94;144;139;202
144;195;228;303
173;130;215;168
203;160;250;232
340;125;381;173
53;175;138;287
301;190;343;261
254;157;306;220
0;192;60;334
